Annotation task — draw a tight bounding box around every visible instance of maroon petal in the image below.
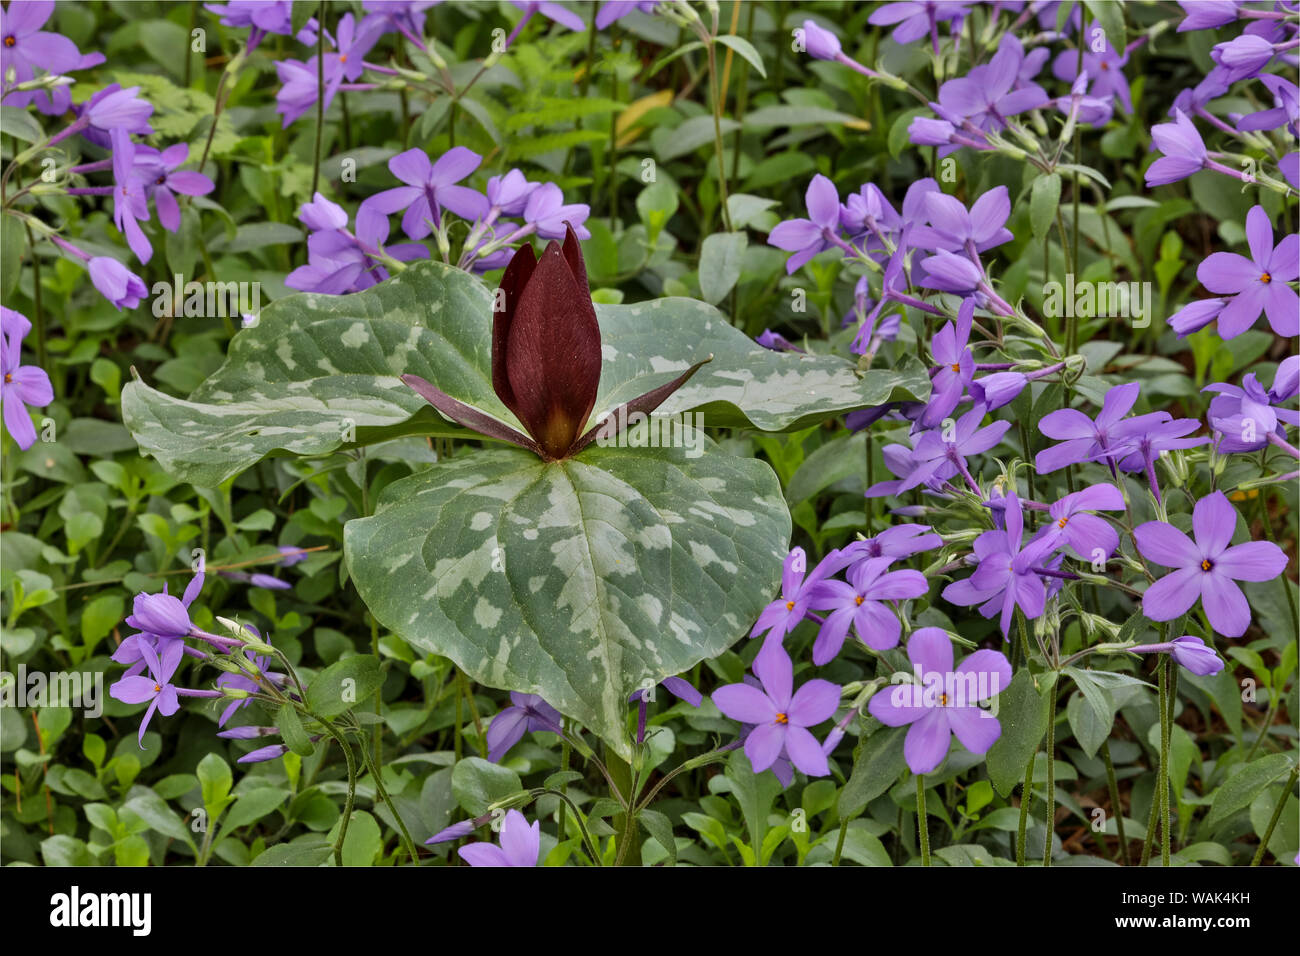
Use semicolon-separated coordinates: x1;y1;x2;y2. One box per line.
561;221;591;303
504;238;602;459
401;373;541;454
570;356;713;456
492;242;536;416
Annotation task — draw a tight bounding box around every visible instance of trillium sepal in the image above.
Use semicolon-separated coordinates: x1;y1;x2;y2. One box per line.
402;223;711;461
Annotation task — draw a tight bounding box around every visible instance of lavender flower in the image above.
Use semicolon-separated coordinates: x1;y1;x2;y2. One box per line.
867;627;1010;774
712;643;839;778
108;639;185;747
1129;635;1225;676
124;572;205;641
486;692;564;762
521;182;591;239
359;147;489;240
459;809;541;867
1205;359;1300;454
134;144;216;232
807;556;929;662
1194;205;1299;338
768;174;842;274
0;307;53;450
1032;483;1124;561
1135;490;1288;637
900;404;1011;493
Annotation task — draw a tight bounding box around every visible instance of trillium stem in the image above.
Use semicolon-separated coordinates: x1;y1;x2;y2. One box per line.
915;774;931;866
1251;765;1299;866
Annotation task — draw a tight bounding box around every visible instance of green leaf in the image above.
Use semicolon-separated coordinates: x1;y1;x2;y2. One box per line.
1083;1;1125;54
252;838;332;866
698;231;747;304
638;808;678;865
838;725;908;818
0;106;44;143
347;436;788;758
122;790;196;851
277;704;315;756
451;757;523;817
714;35;766;78
221;787;291;833
123;260;922;483
744;106;863;129
1;214;26;298
985;670;1052;798
1030;173;1062;243
1206;753;1294;830
723;748;783;856
197;753;232;816
305;655;385;718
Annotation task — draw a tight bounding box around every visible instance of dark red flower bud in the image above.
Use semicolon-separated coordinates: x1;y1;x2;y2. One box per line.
404;223;709;460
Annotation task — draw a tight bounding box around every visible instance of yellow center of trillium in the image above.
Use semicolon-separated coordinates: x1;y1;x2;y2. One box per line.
855;595;864;606
775;713;789;724
786;600;795;611
1261;272;1272;284
1201;559;1213;572
1057;516;1069;529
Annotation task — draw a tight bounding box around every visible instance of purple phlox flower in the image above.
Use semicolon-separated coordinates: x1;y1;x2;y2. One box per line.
941;491;1053;638
937;34;1048;135
807;556;929;662
362;1;437;41
426;818;478;846
219;570;292;590
511;1;587;34
77;84;154;148
901;403;1011;493
768;174;843;274
274;13;386;132
629;675;703;707
1195;205;1299;338
133;143;215;233
108;639;185;747
1211;33;1278;83
88;256;148;310
0;0;87;113
865;436;955;498
868;2;971;52
1129;635;1226;676
1032;482;1124;561
521;182;591;240
1;307;53;450
1135;490;1289;637
206;0;318;44
799;18;841;60
1035;381;1146;474
712;642;839;778
216;725;279;739
1205;362;1300;453
867;627;1010;774
1238;74;1300;135
921;297;977;428
1109;415;1208;501
486;692;564;762
1146;109;1211;187
749;546;837;642
125;571;205;640
1052;30;1132;113
1168;297;1231;337
840;182;902;251
485;169;540;217
1171;68;1233;119
287;192;428;294
110;127;153;264
278;545;311;566
920;250;984;293
1054;70;1115;127
969;370;1027;411
459;809;541;867
756;329;804;352
1176;1;1242;32
1282;152;1300;190
596;1;658;30
912;186;1013;257
842;524;944;567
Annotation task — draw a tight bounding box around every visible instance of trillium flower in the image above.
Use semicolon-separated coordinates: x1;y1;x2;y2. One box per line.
1195;205;1299;338
1129;635;1225;676
942;491;1053;638
1135;490;1289;637
807;556;929;662
402;225;708;461
867;627;1010;774
108;639;185;747
1032;483;1124;561
459;809;541;867
1;307;54;450
486;692;564;763
712;643;840;778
